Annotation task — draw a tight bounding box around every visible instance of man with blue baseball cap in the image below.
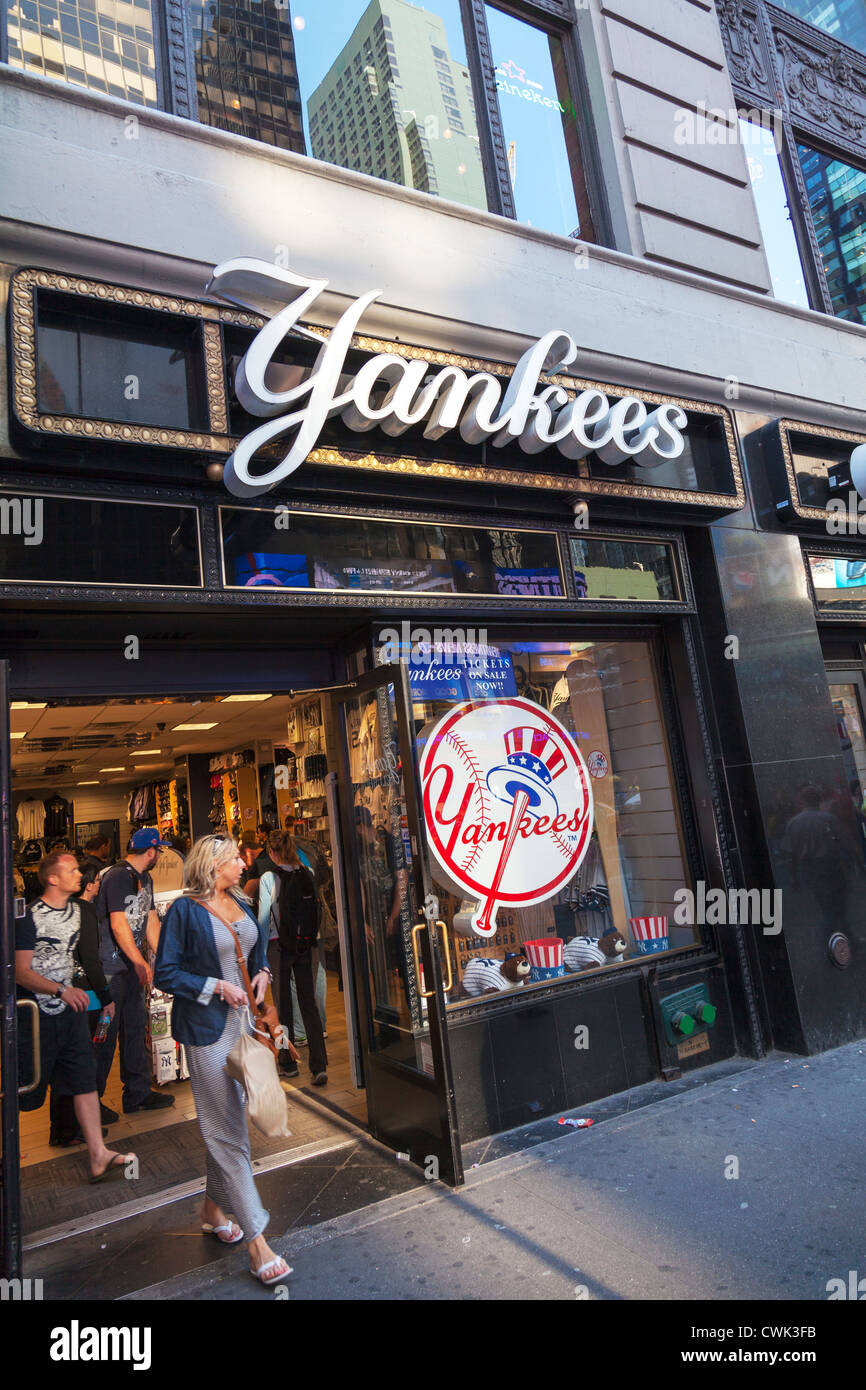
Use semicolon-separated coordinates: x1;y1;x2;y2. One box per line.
95;828;175;1113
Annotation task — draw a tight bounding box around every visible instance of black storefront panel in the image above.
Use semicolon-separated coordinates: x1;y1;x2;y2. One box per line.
450;960;735;1144
450;971;658;1143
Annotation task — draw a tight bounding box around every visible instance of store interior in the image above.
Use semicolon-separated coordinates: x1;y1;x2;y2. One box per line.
11;690;364;1169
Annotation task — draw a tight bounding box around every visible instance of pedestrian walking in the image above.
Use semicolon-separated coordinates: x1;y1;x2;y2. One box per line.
95;828;176;1114
257;829;327;1086
49;869;117;1145
15;850;136;1183
153;834;291;1287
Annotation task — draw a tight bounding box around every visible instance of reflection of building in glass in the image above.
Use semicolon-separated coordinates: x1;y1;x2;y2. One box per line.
6;0;158;105
774;0;866;54
307;0;485;209
188;0;305;151
798;145;866;324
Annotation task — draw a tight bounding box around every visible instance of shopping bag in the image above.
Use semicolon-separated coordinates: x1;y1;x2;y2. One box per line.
225;1030;291;1140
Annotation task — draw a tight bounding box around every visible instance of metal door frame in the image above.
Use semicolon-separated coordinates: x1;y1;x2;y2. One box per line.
0;659;22;1278
331;662;463;1187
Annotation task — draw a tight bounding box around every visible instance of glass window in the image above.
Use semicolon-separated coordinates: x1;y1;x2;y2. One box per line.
485;3;595;239
36;293;209;431
569;536;679;601
188;0;307;151
220;508;564;597
772;0;866;55
188;0;489;210
830;680;866;781
808;555;866;608
796;143;866;324
397;635;698;1006
6;0;158;105
787;429;854;509
739;117;810;308
0;492;201;587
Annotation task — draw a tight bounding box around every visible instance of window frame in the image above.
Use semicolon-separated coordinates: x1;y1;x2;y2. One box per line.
719;0;866;321
0;0;613;245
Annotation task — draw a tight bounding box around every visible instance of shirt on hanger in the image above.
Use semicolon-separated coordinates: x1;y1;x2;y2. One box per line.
43;794;72;840
16;798;46;840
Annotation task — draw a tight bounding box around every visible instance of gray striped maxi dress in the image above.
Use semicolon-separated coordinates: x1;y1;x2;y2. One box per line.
185;910;269;1240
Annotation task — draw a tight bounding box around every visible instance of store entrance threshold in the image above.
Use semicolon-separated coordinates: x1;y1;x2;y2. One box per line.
21;1083;369;1249
23;1103;429;1302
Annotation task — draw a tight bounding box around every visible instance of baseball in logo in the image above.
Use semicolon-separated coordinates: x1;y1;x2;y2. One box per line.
419;698;594;938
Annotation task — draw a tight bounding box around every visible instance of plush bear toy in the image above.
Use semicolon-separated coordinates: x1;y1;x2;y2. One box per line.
461;952;531;997
564;929;628;972
598;928;628;961
563;936;605;971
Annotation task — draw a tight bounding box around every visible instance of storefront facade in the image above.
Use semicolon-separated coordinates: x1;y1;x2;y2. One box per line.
2;5;866;1274
0;239;763;1205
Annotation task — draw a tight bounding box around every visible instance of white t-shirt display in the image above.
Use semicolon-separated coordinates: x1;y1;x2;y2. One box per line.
16;798;46;840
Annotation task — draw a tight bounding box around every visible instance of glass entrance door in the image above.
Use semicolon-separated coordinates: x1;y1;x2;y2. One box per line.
0;659;23;1278
331;663;463;1187
828;672;866;870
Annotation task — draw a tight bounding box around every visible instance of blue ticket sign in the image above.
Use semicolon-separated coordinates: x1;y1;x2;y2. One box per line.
402;648;518;701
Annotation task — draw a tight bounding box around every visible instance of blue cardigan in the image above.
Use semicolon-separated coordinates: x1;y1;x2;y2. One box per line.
153;895;268;1047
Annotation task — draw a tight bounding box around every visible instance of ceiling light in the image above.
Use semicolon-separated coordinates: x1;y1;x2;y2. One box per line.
172;722;218;731
11;701;47;709
220;694;273;702
77;780;99;785
131;749;163;756
100;766;126;772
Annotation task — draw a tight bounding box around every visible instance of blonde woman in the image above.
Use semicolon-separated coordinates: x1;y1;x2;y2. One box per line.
154;835;291;1287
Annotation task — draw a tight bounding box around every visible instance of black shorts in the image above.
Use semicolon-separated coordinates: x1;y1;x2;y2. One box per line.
18;1005;98;1112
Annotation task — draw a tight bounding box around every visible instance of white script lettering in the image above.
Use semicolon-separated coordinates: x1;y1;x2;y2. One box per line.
208;258;688;498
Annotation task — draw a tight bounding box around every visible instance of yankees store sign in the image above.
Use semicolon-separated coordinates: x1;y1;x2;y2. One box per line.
420;698;594;937
208;257;689;499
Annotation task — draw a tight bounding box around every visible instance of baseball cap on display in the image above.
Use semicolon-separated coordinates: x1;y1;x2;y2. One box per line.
130;828;172;851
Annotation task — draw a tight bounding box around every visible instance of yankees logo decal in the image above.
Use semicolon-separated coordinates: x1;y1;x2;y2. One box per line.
420;698;594;937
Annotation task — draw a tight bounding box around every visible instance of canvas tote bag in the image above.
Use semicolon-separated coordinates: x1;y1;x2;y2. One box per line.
196;899;294;1140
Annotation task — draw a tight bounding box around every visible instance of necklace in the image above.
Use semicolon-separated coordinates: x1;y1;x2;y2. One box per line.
211;892;243;922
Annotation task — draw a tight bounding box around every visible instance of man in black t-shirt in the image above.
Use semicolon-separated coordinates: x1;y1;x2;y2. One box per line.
80;833;113;884
95;827;175;1113
15;850;136;1182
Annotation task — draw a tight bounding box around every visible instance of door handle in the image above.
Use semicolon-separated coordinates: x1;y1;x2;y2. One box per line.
411;921;453;997
411;923;434;998
0;999;41;1099
435;921;453;995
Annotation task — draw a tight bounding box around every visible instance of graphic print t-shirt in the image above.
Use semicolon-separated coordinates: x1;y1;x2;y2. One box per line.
97;863;154;977
16;898;82;1015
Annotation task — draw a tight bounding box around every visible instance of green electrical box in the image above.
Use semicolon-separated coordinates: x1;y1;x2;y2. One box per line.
659;983;717;1048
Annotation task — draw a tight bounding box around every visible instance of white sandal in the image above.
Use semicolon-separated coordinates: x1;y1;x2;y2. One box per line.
250;1256;293;1286
202;1221;244;1245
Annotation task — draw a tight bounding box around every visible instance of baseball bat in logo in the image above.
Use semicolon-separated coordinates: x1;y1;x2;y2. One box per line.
419;698;594;938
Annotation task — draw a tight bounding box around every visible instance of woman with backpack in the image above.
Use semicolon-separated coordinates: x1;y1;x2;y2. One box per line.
257;830;328;1086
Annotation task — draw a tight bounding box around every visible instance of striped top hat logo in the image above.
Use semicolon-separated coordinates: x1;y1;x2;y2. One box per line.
420;697;594;939
502;727;568;786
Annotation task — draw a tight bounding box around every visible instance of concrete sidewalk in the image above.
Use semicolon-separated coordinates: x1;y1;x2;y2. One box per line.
123;1039;866;1302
